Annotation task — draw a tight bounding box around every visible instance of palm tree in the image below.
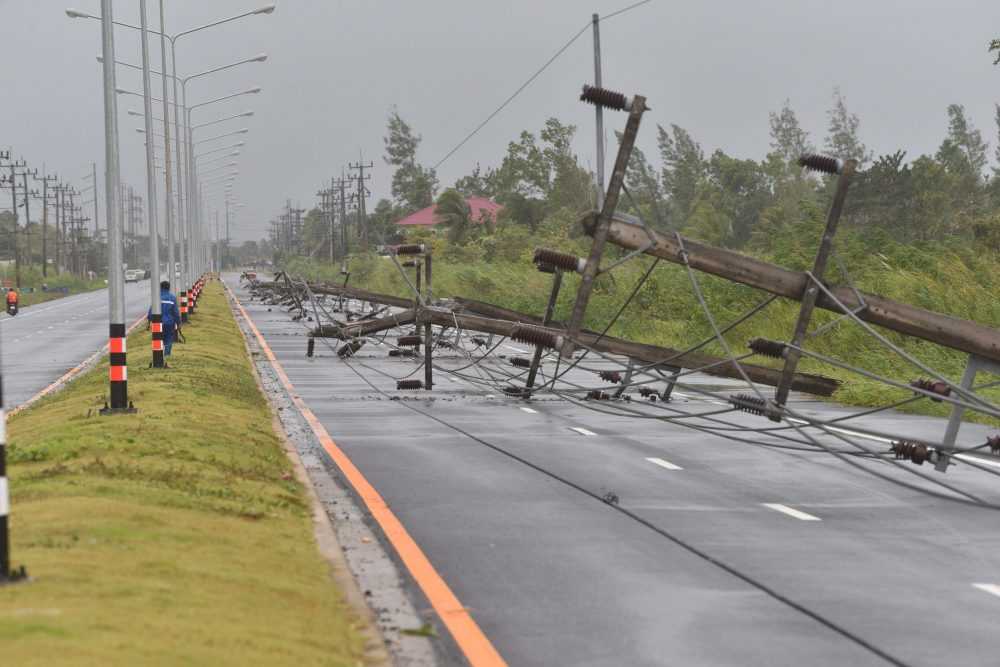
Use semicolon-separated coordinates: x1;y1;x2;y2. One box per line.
434;189;471;244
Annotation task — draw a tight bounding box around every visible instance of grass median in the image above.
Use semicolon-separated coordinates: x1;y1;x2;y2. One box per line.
1;281;370;666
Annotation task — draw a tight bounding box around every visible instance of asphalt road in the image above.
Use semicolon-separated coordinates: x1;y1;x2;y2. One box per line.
1;282;151;408
227;274;1000;667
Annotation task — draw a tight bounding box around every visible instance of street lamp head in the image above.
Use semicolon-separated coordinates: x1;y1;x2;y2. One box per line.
237;128;250;134
136;128;146;133
241;111;255;117
128;109;142;117
247;87;262;94
254;4;277;15
65;8;89;18
95;55;104;63
252;53;268;62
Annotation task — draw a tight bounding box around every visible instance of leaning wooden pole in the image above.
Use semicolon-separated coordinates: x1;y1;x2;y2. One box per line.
582;213;1000;364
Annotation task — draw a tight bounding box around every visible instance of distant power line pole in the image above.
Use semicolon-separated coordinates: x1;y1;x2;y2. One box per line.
21;171;38;273
348;161;372;249
338;175;348;255
36;171;58;278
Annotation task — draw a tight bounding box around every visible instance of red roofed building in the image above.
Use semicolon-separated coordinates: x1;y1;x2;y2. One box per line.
395;196;503;227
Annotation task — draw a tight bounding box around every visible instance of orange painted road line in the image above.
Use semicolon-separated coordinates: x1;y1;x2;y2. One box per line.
226;283;507;667
7;313;146;419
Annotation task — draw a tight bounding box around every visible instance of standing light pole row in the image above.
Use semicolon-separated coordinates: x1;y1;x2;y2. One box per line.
67;2;273;329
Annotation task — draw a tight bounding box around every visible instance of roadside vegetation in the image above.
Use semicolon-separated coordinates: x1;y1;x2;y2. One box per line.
268;90;1000;426
1;282;368;666
1;265;105;307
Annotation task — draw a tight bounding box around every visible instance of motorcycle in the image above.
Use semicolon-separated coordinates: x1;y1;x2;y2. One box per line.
6;302;17;316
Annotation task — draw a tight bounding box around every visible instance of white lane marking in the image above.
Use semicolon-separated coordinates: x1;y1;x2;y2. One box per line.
973;583;1000;598
505;345;528;354
520;407;538;414
762;503;821;521
646;457;683;471
571;427;597;436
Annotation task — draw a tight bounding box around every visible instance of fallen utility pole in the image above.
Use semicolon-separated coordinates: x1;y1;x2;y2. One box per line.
418;308;838;396
582;213;1000;365
254;279;839;395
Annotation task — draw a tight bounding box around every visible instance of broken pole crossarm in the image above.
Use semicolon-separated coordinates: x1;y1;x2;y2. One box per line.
773;156;857;416
562;89;648;358
582;215;1000;365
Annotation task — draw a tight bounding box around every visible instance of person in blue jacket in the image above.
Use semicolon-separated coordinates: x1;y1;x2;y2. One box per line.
149;280;181;356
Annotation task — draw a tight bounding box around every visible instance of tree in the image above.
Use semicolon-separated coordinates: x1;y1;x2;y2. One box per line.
454;163;495;197
994;104;1000;176
619;133;665;227
657;123;705;226
704;150;771;247
367;198;404;246
434;189;472;244
383;107;438;213
301;207;328;257
824;87;870;166
768;100;814;174
936;104;988;177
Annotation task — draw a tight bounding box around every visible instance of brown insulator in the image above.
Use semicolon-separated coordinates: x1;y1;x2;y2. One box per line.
396;379;423;390
748;337;786;359
337;340;365;358
511;357;532;368
472;336;488;347
536;262;556;274
587;390;612;401
798;154;843;175
437;340;455;349
511;325;561;350
580;84;629;112
987;435;1000;455
638;386;658;400
910;378;951;402
599;370;622;384
397;335;423;347
533;247;584;274
394;244;425;256
388;349;418;358
401;260;418;268
890;440;929;465
503;385;529;397
729;393;780;419
306;338;315;358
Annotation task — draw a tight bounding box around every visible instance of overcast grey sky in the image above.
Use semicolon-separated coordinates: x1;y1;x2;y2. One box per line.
2;1;999;242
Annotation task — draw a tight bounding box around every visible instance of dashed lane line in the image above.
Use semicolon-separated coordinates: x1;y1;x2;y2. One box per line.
762;503;821;521
520;407;538;414
646;457;683;471
570;426;597;436
973;583;1000;598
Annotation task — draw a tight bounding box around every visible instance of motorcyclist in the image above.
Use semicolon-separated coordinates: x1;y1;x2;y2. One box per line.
6;288;18;312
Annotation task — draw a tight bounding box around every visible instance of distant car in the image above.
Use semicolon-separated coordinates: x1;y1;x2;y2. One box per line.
124;269;144;283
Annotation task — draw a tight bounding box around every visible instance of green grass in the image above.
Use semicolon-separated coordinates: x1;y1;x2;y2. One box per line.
2;282;369;666
283;222;1000;426
3;265;105;307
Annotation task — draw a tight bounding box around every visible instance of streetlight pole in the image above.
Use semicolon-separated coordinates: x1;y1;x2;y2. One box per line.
158;0;175;320
139;0;164;370
69;2;275;315
98;0;131;414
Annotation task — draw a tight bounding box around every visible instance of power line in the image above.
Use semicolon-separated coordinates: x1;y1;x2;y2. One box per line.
431;0;653;171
